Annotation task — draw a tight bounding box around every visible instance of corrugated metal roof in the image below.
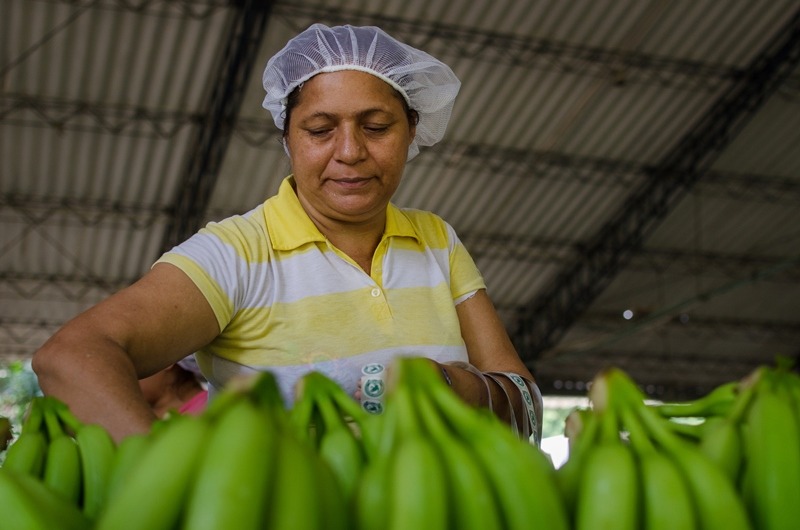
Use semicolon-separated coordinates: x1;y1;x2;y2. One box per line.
2;0;799;399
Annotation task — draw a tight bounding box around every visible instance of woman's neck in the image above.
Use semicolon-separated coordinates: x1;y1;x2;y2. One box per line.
310;213;386;275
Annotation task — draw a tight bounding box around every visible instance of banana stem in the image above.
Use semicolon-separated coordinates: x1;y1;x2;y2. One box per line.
566;408;601;458
41;398;65;441
21;397;45;433
315;390;348;433
618;400;656;455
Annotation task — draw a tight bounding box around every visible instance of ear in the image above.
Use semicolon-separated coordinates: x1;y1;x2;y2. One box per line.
407;109;418;147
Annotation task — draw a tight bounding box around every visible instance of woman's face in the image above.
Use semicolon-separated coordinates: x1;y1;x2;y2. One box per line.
284;70;416;228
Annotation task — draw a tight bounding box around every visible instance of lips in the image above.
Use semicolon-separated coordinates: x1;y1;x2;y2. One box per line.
329;176;373;189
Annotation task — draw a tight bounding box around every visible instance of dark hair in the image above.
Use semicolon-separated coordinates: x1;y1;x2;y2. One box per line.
281;83;420;139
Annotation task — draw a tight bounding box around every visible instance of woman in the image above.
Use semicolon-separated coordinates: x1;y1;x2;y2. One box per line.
32;24;541;443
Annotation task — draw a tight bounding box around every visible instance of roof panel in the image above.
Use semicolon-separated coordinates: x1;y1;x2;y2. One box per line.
2;0;799;400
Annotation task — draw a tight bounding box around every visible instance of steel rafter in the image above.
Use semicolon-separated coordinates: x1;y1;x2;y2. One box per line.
160;0;272;251
0;94;200;138
462;234;800;283
272;4;749;92
42;0;229;18
512;9;800;366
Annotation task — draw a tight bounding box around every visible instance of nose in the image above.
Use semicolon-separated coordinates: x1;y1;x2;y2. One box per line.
335;124;366;164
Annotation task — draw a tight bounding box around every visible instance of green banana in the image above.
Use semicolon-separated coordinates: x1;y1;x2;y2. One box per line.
354;448;392;530
326;377;377;457
3;396;48;477
263;432;327;529
611;369;752;530
2;430;47;476
309;439;351;530
43;434;82;505
355;373;419;530
75;422;116;519
654;380;739;418
742;378;800;530
639;449;698;530
405;357;569;530
574;374;639;530
289;381;317;442
574;440;639;530
51;398;83;436
663;417;706;441
620;398;696;530
182;398;277;530
671;439;754;530
23;395;46;433
290;371;369;507
319;426;365;500
556;407;600;520
39;397;82;504
95;415;210;530
698;415;743;483
385;434;449;530
0;467;53;530
105;432;151;502
0;467;91;530
414;386;503;530
316;390;366;501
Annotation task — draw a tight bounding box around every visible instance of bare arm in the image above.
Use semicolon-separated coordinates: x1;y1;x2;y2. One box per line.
442;289;539;433
32;263;219;441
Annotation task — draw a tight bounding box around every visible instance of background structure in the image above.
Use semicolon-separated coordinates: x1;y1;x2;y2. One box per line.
2;0;799;400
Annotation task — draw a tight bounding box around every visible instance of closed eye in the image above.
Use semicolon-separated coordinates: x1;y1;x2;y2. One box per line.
365;125;391;134
306;128;332;137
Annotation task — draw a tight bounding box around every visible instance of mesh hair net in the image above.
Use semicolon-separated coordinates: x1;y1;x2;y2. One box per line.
262;23;461;160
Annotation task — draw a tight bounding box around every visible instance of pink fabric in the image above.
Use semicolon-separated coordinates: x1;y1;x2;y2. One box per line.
178;390;208;415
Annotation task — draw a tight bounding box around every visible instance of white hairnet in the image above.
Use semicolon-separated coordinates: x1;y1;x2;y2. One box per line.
262;23;461;160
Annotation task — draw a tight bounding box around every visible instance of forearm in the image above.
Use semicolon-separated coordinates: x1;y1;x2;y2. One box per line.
32;326;158;442
441;362;542;442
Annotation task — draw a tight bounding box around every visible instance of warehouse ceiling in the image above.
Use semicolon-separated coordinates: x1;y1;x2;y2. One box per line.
2;0;800;400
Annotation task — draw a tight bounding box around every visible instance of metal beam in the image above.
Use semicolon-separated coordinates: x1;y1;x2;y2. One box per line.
160;0;272;251
512;9;800;365
272;4;752;92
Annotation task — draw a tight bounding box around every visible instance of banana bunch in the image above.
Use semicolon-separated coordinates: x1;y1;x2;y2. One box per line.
0;395;109;529
735;363;800;530
95;370;349;530
644;379;741;447
354;357;569;530
558;367;753;530
290;371;372;505
2;396;48;477
647;359;800;529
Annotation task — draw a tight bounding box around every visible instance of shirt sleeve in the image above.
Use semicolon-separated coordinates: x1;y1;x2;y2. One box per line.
444;221;486;303
154;212;265;331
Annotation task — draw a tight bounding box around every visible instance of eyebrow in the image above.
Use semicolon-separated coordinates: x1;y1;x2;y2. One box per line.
300;108;396;123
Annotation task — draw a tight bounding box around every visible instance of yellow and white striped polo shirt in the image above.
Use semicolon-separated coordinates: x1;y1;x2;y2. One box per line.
156;176;485;404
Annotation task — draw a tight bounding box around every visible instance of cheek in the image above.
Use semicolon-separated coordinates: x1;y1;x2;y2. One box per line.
379;140;411;172
287;140;326;172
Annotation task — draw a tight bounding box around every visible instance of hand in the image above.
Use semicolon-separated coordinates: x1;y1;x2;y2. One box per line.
354;378;363;401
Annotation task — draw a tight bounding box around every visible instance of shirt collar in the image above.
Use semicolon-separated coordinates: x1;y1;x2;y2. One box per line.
265;176;420;251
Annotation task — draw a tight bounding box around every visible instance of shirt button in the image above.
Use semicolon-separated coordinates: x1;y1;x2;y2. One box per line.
371;288;381;297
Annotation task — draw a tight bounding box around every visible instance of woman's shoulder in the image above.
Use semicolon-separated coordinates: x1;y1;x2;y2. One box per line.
201;203;271;243
395;206;449;229
393;206;460;248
